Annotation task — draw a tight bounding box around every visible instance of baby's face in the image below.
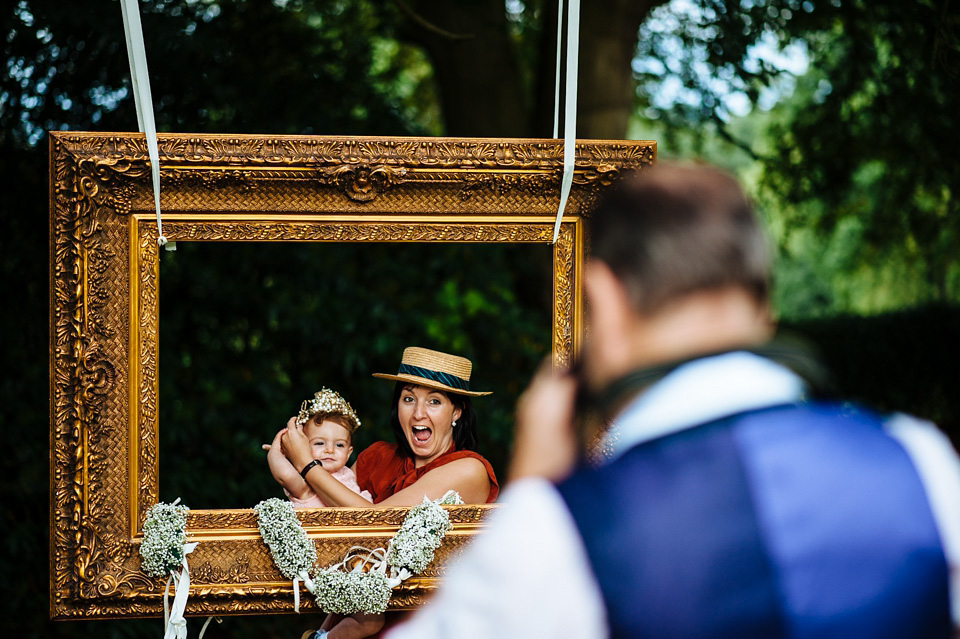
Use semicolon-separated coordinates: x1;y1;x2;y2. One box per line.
304;419;353;473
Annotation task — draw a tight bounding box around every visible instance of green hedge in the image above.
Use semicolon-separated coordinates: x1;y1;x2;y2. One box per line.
785;304;960;448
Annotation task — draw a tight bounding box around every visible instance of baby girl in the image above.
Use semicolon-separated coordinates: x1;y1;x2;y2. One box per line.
265;389;382;639
264;387;372;507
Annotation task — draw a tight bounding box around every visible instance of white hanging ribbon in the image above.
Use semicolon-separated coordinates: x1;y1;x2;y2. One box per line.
552;0;581;244
197;616;220;639
119;0;172;250
301;569;316;593
552;0;564;139
292;568;318;613
293;575;301;613
163;574;173;630
164;542;198;639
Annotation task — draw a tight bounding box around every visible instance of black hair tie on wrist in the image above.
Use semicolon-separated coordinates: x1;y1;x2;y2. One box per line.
300;459;321;479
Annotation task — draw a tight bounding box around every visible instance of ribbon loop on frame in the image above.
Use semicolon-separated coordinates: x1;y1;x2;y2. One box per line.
552;0;580;244
119;0;172;250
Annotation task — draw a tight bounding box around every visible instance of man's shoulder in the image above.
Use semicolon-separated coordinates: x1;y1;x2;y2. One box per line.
559;401;902;508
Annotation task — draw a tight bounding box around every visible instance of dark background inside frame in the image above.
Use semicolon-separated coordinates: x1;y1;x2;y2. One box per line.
158;240;553;508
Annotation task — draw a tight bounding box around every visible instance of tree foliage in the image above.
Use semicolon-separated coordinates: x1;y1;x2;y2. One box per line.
2;0;436;143
764;0;959;303
635;0;960;308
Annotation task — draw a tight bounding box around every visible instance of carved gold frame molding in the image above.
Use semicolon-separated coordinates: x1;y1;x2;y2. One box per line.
49;132;655;619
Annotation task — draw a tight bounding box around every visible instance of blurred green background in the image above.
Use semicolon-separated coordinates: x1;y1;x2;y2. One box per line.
3;0;958;637
158;241;552;508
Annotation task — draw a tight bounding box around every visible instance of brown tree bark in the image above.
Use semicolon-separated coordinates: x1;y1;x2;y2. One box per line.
576;0;667;139
396;0;528;137
398;0;667;139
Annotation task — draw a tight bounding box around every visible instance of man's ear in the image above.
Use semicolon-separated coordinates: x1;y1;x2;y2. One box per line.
584;261;635;335
583;261;639;386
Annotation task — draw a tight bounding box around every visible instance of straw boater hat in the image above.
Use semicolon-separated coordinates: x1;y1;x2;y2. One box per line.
373;347;491;397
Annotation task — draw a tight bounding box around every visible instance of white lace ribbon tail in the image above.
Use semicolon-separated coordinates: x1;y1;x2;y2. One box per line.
293;576;300;613
164;542;197;639
163;574;173;630
552;0;580;244
198;617;220;639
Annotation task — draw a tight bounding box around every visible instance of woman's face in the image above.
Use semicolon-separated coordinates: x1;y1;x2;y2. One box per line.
397;384;462;467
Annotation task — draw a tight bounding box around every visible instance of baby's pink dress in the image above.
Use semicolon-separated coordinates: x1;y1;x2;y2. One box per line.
285;465;372;507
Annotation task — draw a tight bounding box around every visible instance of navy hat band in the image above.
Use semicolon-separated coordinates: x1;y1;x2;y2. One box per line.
397;363;470;391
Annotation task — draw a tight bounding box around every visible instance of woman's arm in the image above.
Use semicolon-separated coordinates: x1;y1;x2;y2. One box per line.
376;457;491;507
264;427;313;499
305;454;490;507
283;418;492;507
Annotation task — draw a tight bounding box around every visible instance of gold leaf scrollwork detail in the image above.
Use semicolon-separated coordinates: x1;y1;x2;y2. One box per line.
321;163;407;202
192;554;252;585
76;156;150;217
553;225;576;368
76;521;153;600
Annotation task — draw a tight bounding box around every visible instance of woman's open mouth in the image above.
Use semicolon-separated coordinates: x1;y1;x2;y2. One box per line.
412;425;432;445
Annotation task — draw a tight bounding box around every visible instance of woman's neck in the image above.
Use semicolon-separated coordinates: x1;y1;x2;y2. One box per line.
413;438;455;468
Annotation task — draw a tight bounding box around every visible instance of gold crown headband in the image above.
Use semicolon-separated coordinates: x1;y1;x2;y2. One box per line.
296;387;361;432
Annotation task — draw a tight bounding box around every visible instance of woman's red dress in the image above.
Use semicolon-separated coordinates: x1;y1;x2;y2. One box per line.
355;441;499;503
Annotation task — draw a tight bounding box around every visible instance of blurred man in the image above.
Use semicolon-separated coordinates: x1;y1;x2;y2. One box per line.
387;164;960;639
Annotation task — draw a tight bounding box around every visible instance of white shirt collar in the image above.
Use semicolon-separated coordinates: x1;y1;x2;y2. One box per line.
601;351;806;463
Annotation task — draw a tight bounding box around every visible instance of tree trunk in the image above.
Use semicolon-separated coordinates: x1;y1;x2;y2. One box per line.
576;0;667;139
400;0;667;139
397;0;528;137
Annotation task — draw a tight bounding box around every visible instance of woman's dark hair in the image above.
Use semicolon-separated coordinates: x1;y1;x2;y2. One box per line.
389;382;479;459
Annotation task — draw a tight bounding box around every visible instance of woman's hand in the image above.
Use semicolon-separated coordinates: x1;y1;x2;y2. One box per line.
280;417;314;473
509;361;578;483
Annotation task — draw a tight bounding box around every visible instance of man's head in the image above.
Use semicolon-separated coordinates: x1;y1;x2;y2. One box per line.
583;164;774;387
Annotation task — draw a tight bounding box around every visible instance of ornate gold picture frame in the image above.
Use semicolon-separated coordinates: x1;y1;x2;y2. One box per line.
49;132;655;619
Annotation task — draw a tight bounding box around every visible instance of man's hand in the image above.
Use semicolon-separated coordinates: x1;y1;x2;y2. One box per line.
509;362;579;483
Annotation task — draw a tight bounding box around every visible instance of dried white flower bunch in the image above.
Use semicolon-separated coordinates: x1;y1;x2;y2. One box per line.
140;500;189;577
311;569;393;614
255;492;462;614
253;498;317;580
386;496;455;574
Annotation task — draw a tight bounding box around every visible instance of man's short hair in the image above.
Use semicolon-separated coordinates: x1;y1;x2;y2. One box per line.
589;163;770;315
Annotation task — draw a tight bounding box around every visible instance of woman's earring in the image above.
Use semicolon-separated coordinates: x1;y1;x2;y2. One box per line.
452;420;457;427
